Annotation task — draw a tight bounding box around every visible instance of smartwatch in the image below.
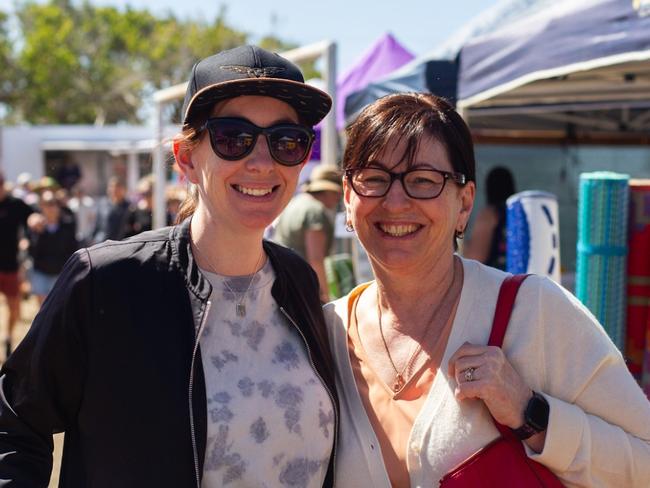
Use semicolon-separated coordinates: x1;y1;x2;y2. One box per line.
512;391;549;440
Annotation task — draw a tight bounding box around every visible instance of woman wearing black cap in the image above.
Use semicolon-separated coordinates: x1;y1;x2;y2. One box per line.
0;46;338;488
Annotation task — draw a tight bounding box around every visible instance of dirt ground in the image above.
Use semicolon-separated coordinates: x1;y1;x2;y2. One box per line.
0;295;63;487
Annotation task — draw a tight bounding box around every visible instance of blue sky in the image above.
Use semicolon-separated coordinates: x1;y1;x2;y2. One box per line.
0;0;502;72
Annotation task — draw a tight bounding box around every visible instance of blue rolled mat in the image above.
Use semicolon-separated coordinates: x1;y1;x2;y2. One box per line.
576;172;630;349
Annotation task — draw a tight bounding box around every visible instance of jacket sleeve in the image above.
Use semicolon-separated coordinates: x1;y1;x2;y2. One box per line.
520;277;650;487
0;250;91;487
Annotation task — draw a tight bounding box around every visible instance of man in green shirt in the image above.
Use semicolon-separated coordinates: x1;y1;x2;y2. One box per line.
273;164;342;301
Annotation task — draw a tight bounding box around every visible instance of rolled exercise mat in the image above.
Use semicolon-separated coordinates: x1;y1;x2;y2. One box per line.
576;172;630;350
626;180;650;382
506;191;561;282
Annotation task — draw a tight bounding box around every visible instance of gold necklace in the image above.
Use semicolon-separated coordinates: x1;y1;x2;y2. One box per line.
193;241;264;317
377;263;458;393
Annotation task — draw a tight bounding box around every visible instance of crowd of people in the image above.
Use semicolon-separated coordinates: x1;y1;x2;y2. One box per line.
0;170;186;357
0;44;649;488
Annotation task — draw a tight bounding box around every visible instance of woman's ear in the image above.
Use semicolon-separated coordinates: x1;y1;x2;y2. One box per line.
343;177;352;207
173;139;199;184
458;181;476;232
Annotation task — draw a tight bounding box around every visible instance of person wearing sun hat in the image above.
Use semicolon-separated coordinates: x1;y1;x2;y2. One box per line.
0;45;339;487
274;164;343;301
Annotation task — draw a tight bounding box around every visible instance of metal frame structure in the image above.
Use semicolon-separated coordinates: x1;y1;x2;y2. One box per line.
151;41;337;229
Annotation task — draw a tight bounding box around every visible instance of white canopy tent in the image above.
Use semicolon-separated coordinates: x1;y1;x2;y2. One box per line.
150;41;337;228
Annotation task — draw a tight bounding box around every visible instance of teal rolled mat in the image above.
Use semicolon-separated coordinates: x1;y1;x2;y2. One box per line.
576;172;630;349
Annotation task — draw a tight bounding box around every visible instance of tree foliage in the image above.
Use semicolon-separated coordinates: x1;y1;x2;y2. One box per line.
0;1;316;125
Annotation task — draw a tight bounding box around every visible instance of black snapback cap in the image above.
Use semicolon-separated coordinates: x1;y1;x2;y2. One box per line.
181;45;332;127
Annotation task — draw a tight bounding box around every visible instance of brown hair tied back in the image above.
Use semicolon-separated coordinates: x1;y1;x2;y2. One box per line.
174;115;208;224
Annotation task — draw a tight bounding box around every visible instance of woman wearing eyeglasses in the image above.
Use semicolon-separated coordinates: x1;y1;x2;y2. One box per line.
0;46;338;488
324;93;650;487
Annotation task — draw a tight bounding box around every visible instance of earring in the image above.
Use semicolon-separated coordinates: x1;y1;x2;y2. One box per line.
345;221;354;232
455;228;465;239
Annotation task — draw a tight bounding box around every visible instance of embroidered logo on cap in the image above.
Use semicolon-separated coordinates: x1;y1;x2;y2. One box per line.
221;66;287;78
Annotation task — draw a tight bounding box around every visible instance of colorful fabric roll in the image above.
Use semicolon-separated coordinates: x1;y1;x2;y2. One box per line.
506;191;561;282
625;180;650;385
576;172;630;350
324;253;356;300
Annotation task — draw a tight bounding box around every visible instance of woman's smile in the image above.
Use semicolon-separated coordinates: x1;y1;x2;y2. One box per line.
375;222;423;238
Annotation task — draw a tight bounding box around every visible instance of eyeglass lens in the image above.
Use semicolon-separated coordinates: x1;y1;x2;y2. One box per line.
206;117;313;166
349;167;452;199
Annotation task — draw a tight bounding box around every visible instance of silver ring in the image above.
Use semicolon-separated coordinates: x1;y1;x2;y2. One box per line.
463;367;476;382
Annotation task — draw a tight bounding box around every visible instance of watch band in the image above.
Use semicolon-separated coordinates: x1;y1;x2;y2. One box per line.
512;391;549;440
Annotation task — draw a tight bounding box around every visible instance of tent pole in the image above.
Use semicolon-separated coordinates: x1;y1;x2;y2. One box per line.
322;42;338;167
153;101;166;229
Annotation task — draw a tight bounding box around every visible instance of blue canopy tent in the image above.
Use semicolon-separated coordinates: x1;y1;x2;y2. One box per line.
345;0;650;141
458;0;650;142
343;0;556;123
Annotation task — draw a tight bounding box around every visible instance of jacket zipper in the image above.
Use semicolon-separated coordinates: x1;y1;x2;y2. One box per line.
189;299;211;488
279;306;338;482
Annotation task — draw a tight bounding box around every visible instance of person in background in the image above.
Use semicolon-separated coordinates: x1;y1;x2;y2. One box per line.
273;164;343;301
10;173;36;205
167;185;186;225
463;166;515;270
127;174;154;236
67;182;98;247
92;176;134;244
27;190;78;305
324;92;650;487
0;172;35;358
0;45;338;487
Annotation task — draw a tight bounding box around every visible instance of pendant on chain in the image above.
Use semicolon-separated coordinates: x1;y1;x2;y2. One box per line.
236;303;246;317
393;374;405;392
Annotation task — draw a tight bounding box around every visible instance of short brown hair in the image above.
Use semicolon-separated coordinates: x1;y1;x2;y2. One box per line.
342;93;476;184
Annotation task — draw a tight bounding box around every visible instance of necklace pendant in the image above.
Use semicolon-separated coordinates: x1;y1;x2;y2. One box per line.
236;303;246;317
393;374;405;392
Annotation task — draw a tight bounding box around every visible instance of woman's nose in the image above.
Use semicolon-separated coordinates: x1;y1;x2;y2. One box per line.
381;178;412;211
244;135;275;172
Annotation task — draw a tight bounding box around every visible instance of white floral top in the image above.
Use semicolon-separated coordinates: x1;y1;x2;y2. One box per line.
199;259;334;487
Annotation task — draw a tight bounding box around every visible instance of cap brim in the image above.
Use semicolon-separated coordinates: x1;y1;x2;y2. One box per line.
184;78;332;127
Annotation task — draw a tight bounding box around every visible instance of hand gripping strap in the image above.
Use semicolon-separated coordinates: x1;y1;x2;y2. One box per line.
487;274;530;438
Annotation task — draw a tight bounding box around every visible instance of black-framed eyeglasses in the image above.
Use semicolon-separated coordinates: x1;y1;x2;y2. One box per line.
346;167;467;200
199;117;315;166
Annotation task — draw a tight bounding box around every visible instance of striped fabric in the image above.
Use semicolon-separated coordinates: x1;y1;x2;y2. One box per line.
576;172;630;350
625;180;650;392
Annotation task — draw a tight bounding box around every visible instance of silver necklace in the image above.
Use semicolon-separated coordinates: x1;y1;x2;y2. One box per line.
193;242;264;317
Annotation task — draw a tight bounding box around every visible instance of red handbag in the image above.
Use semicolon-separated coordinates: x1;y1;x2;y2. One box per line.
439;274;564;487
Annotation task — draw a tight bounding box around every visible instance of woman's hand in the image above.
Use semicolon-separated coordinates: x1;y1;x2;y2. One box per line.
448;342;532;429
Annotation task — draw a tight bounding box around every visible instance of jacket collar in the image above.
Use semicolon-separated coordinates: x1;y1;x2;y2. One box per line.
170;217;290;305
170;217;212;302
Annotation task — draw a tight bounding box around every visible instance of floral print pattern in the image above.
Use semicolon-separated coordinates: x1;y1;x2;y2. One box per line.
199;261;333;487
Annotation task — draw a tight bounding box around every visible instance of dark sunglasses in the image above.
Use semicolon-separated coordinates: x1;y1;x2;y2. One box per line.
199;117;315;166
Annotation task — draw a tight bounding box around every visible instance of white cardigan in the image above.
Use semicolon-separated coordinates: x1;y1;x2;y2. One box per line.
323;258;650;488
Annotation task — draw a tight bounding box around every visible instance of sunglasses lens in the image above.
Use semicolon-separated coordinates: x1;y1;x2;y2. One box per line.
268;127;312;166
206;118;312;165
210;120;256;160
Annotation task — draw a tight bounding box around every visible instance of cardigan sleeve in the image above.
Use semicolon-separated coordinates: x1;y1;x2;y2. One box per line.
520;276;650;487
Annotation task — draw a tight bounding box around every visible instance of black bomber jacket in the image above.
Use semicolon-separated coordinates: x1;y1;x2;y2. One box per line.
0;218;339;487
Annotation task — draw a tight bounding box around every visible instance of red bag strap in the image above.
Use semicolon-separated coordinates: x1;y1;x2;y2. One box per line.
488;274;529;348
488;274;529;437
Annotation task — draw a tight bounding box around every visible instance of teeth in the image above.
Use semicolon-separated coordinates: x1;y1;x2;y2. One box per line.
380;224;419;237
236;185;273;196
